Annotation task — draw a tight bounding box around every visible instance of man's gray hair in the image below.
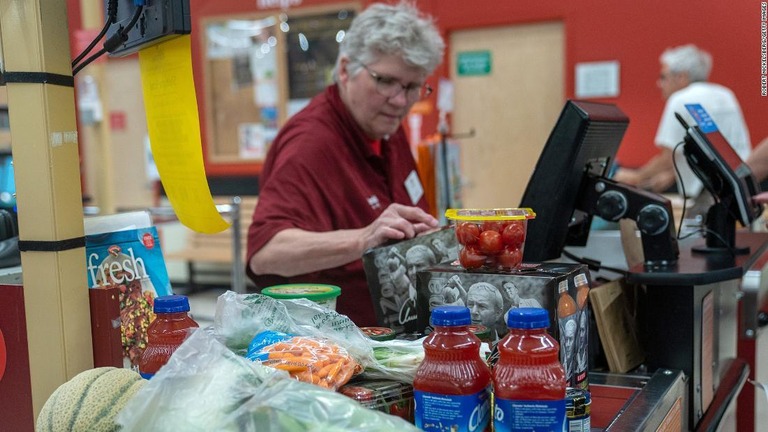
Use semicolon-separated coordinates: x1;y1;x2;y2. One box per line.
468;282;503;311
660;44;712;83
333;1;445;82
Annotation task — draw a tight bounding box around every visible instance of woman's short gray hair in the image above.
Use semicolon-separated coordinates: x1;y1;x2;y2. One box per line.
660;44;713;83
333;1;445;82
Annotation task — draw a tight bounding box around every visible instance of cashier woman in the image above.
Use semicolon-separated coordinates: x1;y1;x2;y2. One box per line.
245;2;445;326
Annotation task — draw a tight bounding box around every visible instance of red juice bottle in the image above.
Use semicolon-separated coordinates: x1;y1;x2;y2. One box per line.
413;305;492;432
493;307;566;432
138;295;199;379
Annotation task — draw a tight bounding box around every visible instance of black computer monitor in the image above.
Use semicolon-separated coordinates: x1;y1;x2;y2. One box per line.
678;103;761;253
521;100;679;266
520;100;628;262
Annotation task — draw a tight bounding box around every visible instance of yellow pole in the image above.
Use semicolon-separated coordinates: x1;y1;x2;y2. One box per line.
0;0;93;418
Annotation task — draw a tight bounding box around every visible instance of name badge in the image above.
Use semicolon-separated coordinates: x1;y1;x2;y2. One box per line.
404;170;424;205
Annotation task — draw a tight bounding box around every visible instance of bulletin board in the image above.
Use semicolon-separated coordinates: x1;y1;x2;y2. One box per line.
201;4;358;166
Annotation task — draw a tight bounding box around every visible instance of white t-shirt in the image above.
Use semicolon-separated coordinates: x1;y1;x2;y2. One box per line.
655;82;751;197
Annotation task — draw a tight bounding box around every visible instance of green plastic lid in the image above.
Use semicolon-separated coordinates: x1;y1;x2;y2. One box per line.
261;284;341;301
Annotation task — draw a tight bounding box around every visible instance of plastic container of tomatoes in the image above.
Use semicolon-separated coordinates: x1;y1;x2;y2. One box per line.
445;208;536;272
338;378;415;422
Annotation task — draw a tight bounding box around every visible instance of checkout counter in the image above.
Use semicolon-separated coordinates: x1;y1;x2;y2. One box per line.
569;229;768;431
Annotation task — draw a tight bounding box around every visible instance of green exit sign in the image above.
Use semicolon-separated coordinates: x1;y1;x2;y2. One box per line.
457;50;492;76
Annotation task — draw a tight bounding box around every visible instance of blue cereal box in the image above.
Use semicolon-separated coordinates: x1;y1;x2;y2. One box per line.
86;226;173;367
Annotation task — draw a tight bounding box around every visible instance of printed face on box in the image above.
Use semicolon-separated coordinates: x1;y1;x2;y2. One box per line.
466;282;504;329
405;245;437;282
503;281;544;310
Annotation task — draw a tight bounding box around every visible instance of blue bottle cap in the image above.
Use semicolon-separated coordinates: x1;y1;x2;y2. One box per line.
506;307;549;329
430;305;472;326
153;295;191;313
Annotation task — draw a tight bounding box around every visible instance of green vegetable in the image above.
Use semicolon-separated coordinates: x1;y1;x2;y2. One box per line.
372;346;423;367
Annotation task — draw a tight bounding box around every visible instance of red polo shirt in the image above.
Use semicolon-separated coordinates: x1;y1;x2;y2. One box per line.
246;84;429;326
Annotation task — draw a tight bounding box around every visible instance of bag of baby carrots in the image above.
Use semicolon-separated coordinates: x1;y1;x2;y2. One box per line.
246;330;363;390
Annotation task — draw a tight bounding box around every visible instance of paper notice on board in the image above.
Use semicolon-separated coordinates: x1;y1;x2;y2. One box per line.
138;35;229;233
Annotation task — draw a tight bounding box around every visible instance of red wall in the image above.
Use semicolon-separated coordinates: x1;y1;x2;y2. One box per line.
422;0;766;168
71;0;767;174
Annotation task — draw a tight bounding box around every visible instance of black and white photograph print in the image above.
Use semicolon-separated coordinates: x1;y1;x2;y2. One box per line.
362;227;458;335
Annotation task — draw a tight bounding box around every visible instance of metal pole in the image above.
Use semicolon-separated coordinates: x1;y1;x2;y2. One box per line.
230;195;245;294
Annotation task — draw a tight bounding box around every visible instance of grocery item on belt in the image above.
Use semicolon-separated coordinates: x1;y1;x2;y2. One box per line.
246;330;361;390
566;387;591;431
261;284;341;311
339;378;415;422
360;326;396;341
445;208;535;272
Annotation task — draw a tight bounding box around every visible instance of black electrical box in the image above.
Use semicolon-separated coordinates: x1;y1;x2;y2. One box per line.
105;0;191;57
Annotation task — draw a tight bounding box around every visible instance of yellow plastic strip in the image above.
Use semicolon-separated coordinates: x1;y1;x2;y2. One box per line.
138;35;229;233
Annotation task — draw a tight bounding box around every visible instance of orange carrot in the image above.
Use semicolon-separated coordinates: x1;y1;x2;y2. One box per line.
265;362;308;373
334;364;356;387
267;350;306;359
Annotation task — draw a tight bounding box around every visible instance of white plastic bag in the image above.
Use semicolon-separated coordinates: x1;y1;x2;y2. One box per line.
214;291;425;382
115;328;419;432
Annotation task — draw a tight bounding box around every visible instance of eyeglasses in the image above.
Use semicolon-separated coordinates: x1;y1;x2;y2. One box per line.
360;64;433;101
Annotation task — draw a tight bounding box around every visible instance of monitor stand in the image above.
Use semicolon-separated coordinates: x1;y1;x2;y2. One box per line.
692;201;750;255
577;175;679;267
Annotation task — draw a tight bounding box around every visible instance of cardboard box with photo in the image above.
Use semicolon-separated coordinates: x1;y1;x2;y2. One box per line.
362;227;458;336
415;261;591;387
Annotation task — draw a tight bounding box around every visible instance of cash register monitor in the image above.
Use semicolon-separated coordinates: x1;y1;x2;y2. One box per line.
519;100;629;263
677;104;761;253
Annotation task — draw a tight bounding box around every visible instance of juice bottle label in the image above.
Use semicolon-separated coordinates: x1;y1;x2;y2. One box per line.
493;398;566;432
414;386;491;432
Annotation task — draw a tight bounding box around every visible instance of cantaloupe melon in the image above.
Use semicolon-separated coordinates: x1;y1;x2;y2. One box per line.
36;367;145;432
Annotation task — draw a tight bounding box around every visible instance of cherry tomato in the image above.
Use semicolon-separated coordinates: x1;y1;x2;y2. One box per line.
501;222;526;248
497;221;511;233
484;254;498;270
455;222;481;246
478;230;503;255
459;246;486;269
498;247;523;269
389;401;412;420
481;220;504;233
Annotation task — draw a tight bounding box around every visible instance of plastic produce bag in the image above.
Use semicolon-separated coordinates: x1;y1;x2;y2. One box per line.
115;328;420;432
214;291;425;383
246;330;362;390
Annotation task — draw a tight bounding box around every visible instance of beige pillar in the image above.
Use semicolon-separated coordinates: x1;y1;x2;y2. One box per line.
0;0;93;417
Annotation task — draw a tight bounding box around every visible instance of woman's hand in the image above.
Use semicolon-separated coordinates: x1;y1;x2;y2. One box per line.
753;192;768;205
360;203;438;251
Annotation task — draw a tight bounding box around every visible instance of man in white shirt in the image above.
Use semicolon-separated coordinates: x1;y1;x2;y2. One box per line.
615;44;751;200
